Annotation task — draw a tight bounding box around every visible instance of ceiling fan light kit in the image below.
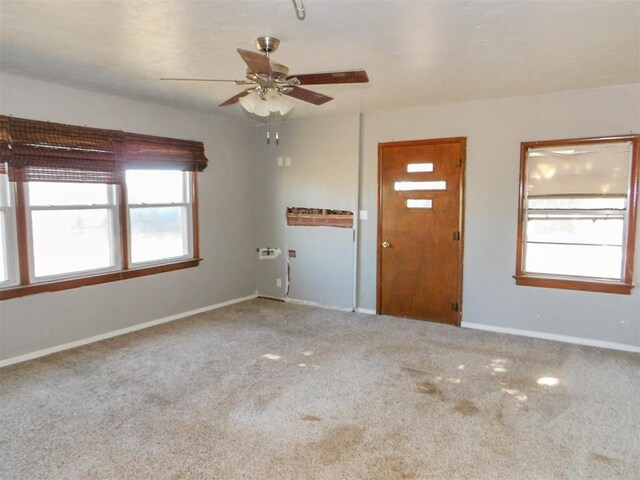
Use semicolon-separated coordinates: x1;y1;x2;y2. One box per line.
239;90;294;117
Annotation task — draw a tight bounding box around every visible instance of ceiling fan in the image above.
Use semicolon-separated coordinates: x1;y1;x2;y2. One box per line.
161;36;369;114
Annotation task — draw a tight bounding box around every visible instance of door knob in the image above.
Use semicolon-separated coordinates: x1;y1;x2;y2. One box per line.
382;241;390;248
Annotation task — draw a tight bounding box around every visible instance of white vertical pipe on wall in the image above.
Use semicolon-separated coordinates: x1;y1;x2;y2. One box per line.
352;113;365;311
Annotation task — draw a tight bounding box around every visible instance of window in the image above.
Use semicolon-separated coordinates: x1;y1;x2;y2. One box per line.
126;170;192;265
0;115;208;300
515;135;639;294
26;181;119;279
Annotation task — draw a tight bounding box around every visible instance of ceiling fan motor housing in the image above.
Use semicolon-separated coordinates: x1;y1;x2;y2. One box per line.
256;36;280;55
245;62;290;87
269;62;289;80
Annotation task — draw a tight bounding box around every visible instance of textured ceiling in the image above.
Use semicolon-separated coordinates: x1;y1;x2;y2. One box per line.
1;0;639;120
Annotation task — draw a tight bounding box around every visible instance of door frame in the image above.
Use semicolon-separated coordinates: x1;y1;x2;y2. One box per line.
376;137;467;325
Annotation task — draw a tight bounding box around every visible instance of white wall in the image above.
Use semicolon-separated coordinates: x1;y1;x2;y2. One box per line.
358;84;640;348
0;73;258;360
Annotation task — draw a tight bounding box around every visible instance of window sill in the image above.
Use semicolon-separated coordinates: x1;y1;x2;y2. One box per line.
0;258;202;300
513;274;633;295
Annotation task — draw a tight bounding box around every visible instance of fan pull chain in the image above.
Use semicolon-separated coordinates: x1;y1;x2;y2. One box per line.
292;0;306;20
266;112;281;145
266;114;270;144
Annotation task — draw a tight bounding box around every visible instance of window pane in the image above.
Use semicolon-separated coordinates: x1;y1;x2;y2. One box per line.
528;197;626;210
130;206;188;264
0;212;7;282
527;218;624;246
525;243;622;279
407;199;433;209
28;182;111;206
31;210;115;277
527;142;631;196
394;181;446;191
126;170;186;204
0;174;11;207
407;163;434;173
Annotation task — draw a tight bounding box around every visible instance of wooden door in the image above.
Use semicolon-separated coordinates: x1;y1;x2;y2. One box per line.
377;138;465;325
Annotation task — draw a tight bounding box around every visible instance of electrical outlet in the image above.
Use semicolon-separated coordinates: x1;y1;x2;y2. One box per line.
285;157;291;166
277;156;284;166
276;278;282;288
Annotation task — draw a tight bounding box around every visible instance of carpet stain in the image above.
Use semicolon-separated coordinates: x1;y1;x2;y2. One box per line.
310;425;364;464
252;394;272;410
490;445;511;457
401;366;428;376
371;455;416;479
495;409;505;424
454;400;480;416
590;453;614;465
301;414;322;422
145;393;172;408
417;381;445;401
503;377;533;389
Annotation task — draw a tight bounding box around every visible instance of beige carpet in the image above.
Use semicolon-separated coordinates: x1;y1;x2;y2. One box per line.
1;298;638;479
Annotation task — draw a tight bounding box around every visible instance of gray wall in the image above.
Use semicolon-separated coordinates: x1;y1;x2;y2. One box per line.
254;115;360;308
252;82;640;349
2;73;639;361
358;84;640;348
0;73;257;360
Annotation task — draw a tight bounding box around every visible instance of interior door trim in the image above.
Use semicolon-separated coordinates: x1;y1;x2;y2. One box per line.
376;137;467;325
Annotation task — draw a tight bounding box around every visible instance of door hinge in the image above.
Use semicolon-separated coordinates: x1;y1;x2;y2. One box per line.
456;158;462;168
453;231;461;241
451;302;459;312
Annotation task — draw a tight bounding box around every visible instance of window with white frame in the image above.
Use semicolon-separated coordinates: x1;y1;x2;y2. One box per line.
127;169;193;265
515;135;639;294
26;181;120;279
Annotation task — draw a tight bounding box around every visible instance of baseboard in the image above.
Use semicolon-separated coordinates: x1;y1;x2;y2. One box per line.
285;297;353;312
0;292;259;368
461;321;640;353
257;294;285;302
355;308;376;315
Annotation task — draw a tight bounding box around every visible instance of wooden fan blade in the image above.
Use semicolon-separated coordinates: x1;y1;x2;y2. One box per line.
237;48;272;76
288;70;369;85
219;89;253;107
284;87;333;105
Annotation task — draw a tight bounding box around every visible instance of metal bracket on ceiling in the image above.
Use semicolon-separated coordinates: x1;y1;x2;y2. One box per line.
292;0;306;20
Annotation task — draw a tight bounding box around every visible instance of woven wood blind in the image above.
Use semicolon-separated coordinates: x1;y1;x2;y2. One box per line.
0;115;209;183
122;132;208;171
0;116;10;175
0;116;123;184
